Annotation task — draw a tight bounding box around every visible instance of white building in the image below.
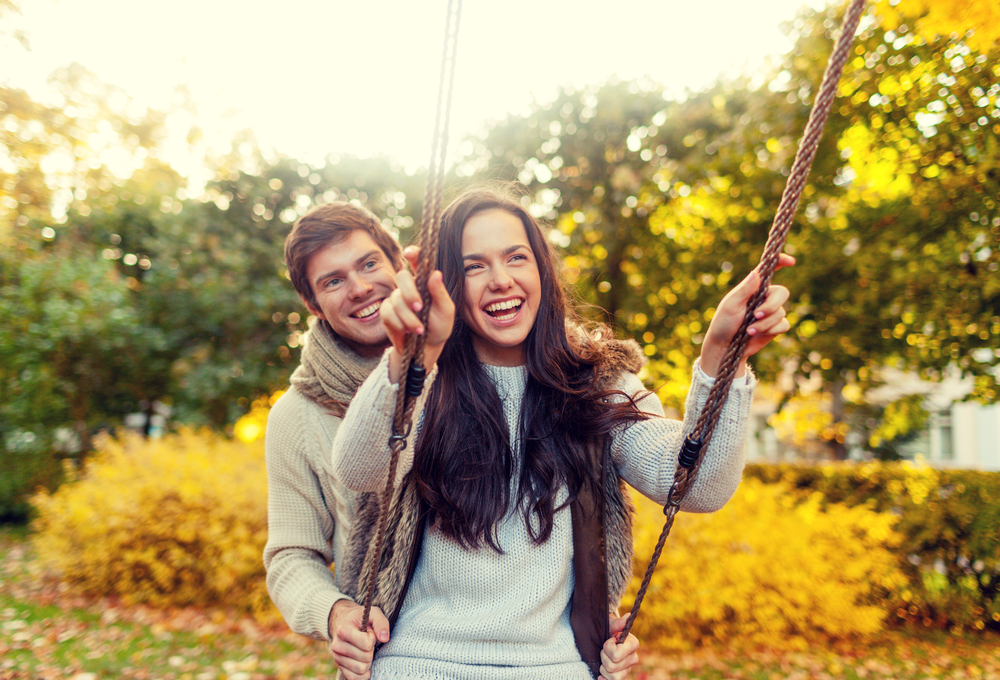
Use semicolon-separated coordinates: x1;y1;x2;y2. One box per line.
746;369;1000;471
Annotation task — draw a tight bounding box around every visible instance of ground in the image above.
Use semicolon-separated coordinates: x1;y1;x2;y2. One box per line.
2;526;998;680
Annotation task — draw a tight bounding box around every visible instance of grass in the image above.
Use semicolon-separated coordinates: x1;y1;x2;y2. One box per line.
2;524;999;679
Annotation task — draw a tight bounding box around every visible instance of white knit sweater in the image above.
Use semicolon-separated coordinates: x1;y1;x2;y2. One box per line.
331;351;754;679
263;387;357;641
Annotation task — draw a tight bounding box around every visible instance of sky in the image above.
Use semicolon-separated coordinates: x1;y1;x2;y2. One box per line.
3;0;829;177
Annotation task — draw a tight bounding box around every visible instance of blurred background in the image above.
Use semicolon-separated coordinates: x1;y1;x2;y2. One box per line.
1;0;999;675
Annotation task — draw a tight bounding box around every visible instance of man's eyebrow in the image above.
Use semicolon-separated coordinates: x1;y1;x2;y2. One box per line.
313;250;382;286
462;244;530;260
355;249;381;266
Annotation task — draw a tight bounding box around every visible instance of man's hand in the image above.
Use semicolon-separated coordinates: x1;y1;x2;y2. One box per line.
700;253;795;378
601;613;641;680
382;245;455;383
327;600;390;680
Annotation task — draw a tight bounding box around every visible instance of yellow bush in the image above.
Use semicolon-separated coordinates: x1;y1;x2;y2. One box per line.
31;428;272;617
234;390;284;444
625;478;907;651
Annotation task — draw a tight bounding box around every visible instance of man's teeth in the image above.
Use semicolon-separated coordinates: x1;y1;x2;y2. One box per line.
353;301;381;319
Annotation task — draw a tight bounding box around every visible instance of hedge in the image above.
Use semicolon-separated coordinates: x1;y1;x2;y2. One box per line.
744;461;1000;631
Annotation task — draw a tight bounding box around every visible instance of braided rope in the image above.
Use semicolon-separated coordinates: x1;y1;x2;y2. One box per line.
359;0;462;631
618;0;867;643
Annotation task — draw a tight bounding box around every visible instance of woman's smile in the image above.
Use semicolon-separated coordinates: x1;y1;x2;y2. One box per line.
461;209;542;367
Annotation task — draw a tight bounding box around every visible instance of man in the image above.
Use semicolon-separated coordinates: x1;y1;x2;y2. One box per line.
264;201;640;680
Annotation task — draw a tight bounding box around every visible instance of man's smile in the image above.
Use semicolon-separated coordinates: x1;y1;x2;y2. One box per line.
352;300;383;319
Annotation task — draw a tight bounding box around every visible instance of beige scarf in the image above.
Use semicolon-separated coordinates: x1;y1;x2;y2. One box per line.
290;318;383;417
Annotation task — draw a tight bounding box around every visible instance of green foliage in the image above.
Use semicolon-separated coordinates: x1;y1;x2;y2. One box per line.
0;245;152;518
744;461;1000;630
1;72;428;446
781;7;1000;401
867;394;930;459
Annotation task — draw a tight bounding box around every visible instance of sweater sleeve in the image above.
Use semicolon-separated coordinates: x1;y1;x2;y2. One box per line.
609;360;755;512
263;391;351;642
331;348;439;492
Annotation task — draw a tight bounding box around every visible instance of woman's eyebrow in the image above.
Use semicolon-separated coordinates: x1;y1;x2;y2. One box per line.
462;244;530;261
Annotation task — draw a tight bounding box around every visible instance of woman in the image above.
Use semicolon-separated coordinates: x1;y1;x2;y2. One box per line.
330;185;793;680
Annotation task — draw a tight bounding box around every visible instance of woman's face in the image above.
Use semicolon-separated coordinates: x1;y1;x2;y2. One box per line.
460;209;542;367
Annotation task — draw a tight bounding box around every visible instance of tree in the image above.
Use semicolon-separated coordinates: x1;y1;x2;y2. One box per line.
458;4;999;456
776;4;1000;408
0;246;150;517
459;79;787;409
874;0;1000;53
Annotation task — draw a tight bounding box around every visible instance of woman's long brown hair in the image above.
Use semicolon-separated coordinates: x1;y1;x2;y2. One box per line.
413;186;647;552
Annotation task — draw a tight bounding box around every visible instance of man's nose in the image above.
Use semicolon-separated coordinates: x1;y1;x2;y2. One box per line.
347;272;373;298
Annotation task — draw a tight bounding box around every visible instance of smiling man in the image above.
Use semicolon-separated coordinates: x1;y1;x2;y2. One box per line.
263;201;404;680
264;200;644;680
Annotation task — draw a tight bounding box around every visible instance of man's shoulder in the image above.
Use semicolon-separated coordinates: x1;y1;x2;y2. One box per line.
268;385;328;423
266;385;342;449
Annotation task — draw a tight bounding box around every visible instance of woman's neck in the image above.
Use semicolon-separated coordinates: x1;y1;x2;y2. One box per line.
472;338;525;367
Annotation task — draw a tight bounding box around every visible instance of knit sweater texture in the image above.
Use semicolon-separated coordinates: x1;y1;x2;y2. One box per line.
332;351;754;679
262;319;381;642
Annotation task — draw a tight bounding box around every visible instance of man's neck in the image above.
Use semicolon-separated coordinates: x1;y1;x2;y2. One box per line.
343;337;391;360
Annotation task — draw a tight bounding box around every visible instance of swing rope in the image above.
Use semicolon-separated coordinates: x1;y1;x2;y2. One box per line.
359;0;463;632
617;0;867;643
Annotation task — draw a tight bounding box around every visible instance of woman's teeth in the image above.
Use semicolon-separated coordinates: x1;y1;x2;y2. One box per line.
353;301;381;319
485;299;522;320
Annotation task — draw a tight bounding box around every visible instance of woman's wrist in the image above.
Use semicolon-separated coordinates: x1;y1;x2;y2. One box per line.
698;343;745;379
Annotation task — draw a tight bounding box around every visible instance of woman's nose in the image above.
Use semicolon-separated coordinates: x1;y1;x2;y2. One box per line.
489;267;513;290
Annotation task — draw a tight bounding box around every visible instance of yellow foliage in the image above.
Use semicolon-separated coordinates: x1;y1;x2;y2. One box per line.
868;395;929;449
769;392;838;453
839;123;914;206
31;429;273;617
874;0;1000;53
235;390;284;444
625;479;906;651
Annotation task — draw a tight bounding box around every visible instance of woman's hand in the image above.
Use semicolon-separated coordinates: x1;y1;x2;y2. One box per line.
700;254;795;378
381;246;455;383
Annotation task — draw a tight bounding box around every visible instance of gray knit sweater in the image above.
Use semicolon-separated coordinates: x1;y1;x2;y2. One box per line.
263;387;357;641
332;351;754;679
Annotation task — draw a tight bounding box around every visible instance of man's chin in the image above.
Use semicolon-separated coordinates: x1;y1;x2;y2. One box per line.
340;326;390;357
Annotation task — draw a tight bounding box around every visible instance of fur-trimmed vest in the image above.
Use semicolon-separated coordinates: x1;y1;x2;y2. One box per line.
339;339;645;678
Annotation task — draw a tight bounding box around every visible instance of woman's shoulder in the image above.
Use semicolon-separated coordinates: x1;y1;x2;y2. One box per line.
569;322;646;392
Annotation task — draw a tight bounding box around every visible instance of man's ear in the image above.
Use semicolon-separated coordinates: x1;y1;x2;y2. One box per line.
303;299;325;321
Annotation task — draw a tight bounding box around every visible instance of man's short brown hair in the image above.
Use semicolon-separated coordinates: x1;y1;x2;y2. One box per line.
285;202;404;311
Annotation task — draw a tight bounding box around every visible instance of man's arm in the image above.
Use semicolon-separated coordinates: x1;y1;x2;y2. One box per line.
601;612;641;680
263;391;352;641
327;599;390;680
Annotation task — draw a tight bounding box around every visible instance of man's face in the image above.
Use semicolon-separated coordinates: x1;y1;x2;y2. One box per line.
304;230;397;355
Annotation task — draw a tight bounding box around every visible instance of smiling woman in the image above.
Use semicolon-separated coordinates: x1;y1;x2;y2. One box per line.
328;182;794;679
459;209;542;366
